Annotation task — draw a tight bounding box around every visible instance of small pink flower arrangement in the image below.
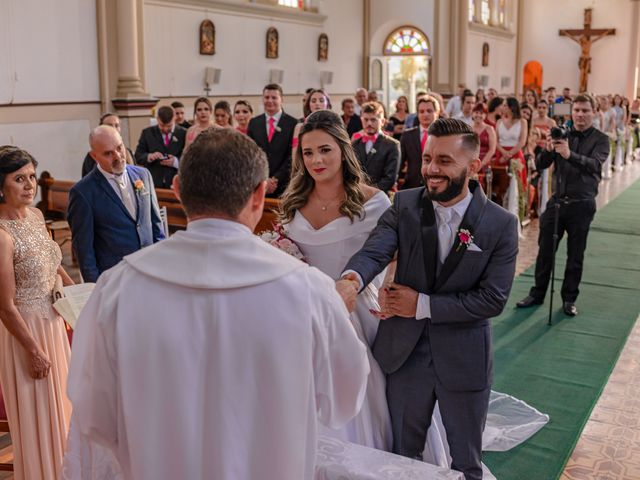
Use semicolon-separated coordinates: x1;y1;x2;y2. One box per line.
259;223;306;262
456;228;474;251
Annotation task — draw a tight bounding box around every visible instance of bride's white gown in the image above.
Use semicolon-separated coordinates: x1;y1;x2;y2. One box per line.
285;191;548;475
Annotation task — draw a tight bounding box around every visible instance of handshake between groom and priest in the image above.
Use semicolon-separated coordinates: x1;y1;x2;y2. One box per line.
66;119;518;480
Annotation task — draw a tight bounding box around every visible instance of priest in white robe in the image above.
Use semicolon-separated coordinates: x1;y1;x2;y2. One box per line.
66;128;370;480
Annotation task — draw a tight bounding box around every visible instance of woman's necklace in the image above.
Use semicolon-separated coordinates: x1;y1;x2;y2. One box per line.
313;191;344;211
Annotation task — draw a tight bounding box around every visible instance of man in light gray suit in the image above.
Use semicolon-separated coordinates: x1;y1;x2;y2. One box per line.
341;118;519;479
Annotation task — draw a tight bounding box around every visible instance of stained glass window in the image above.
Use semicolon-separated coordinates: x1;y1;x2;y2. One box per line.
480;0;490;25
383;27;430;56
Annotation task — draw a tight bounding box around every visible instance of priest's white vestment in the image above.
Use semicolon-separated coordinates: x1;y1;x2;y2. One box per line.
66;218;370;480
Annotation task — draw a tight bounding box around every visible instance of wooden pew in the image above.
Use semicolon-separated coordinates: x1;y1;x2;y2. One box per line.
36;171;74;241
154;188;187;232
35;174;281;236
155;188;281;233
256;198;281;233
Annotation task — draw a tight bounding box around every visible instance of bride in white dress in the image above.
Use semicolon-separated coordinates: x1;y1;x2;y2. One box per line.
281;110;548;475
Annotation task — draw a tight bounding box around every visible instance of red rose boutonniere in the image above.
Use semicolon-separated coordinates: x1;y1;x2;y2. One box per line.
456;228;474;252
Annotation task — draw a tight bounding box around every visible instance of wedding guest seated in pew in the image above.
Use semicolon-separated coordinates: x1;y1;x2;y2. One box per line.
66;128;369;480
68;125;164;283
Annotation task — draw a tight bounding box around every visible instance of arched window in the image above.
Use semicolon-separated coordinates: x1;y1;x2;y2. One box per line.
468;0;475;22
498;0;507;26
278;0;302;8
383;26;430;56
480;0;490;25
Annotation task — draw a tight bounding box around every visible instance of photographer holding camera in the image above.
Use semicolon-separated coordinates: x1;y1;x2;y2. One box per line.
517;94;609;316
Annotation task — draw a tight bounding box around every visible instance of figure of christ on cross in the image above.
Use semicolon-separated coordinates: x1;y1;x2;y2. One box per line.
559;8;615;93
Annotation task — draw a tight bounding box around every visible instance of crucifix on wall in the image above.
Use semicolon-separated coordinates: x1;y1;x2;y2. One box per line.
559;8;615;93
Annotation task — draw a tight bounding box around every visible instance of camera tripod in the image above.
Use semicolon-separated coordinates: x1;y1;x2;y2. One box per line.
548;201;561;326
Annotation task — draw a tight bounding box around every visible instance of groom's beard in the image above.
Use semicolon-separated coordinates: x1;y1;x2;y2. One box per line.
423;168;468;203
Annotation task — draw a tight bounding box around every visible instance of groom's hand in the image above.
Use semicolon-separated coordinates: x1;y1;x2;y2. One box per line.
336;275;359;313
380;282;418;318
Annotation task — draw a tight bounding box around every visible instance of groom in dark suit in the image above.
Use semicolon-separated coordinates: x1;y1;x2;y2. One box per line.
341;119;519;479
68;125;165;282
247;83;297;197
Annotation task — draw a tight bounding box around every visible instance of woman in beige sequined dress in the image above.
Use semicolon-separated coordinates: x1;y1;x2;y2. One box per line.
0;146;73;479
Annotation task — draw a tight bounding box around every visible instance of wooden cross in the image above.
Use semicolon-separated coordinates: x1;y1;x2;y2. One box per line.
559;8;615;93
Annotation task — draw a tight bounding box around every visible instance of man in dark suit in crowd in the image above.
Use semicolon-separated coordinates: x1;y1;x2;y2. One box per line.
69;125;164;282
135;105;187;189
341;118;519;479
341;98;363;139
352;102;400;193
247;83;297;197
400;96;441;189
171;101;192;129
81;113;134;177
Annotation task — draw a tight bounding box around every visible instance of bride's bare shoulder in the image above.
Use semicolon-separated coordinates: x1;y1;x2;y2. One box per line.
360;184;381;202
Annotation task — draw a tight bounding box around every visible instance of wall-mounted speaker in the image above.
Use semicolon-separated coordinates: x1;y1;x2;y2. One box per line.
269;69;284;85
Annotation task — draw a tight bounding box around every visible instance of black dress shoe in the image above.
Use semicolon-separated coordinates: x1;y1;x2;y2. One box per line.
516;295;543;308
563;302;578;316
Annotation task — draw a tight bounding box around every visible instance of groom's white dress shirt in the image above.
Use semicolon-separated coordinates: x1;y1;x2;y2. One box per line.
67;218;369;480
414;190;473;320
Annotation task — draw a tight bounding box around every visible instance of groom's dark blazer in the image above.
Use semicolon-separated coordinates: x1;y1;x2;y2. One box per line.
345;181;518;391
67;165;165;283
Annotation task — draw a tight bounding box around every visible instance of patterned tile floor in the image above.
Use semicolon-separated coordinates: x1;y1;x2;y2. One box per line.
0;161;639;479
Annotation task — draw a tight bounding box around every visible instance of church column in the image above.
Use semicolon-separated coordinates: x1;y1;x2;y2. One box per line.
628;0;640;98
362;0;371;89
456;0;469;89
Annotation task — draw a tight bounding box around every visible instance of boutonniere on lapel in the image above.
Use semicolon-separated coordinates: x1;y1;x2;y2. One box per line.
369;147;377;156
171;136;178;143
275;126;282;133
133;179;148;195
456;228;474;252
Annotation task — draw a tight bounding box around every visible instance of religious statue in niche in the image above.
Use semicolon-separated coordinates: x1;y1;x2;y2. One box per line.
318;33;328;61
200;19;215;55
482;42;489;67
266;27;279;59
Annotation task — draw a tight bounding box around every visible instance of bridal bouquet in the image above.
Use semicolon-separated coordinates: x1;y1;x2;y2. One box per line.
259;223;306;262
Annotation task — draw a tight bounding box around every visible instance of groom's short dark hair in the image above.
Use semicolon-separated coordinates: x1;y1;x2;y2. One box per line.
427;118;479;156
179;128;268;218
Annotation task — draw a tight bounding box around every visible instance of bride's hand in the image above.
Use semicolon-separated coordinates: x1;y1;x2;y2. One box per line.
336;276;359;313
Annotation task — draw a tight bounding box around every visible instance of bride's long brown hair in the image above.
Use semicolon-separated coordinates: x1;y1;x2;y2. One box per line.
279;110;367;224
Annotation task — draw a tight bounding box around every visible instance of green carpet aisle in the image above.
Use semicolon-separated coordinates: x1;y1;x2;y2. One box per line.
483;179;640;480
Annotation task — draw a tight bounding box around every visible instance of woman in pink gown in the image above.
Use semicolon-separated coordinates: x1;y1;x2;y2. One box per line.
0;146;74;479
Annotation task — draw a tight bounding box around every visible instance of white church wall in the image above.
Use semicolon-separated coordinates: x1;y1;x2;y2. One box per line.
0;0;100;182
143;0;363;116
0;120;93;181
519;0;633;95
466;32;517;95
0;0;100;104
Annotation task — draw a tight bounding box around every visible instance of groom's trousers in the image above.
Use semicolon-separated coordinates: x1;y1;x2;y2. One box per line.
386;328;490;480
